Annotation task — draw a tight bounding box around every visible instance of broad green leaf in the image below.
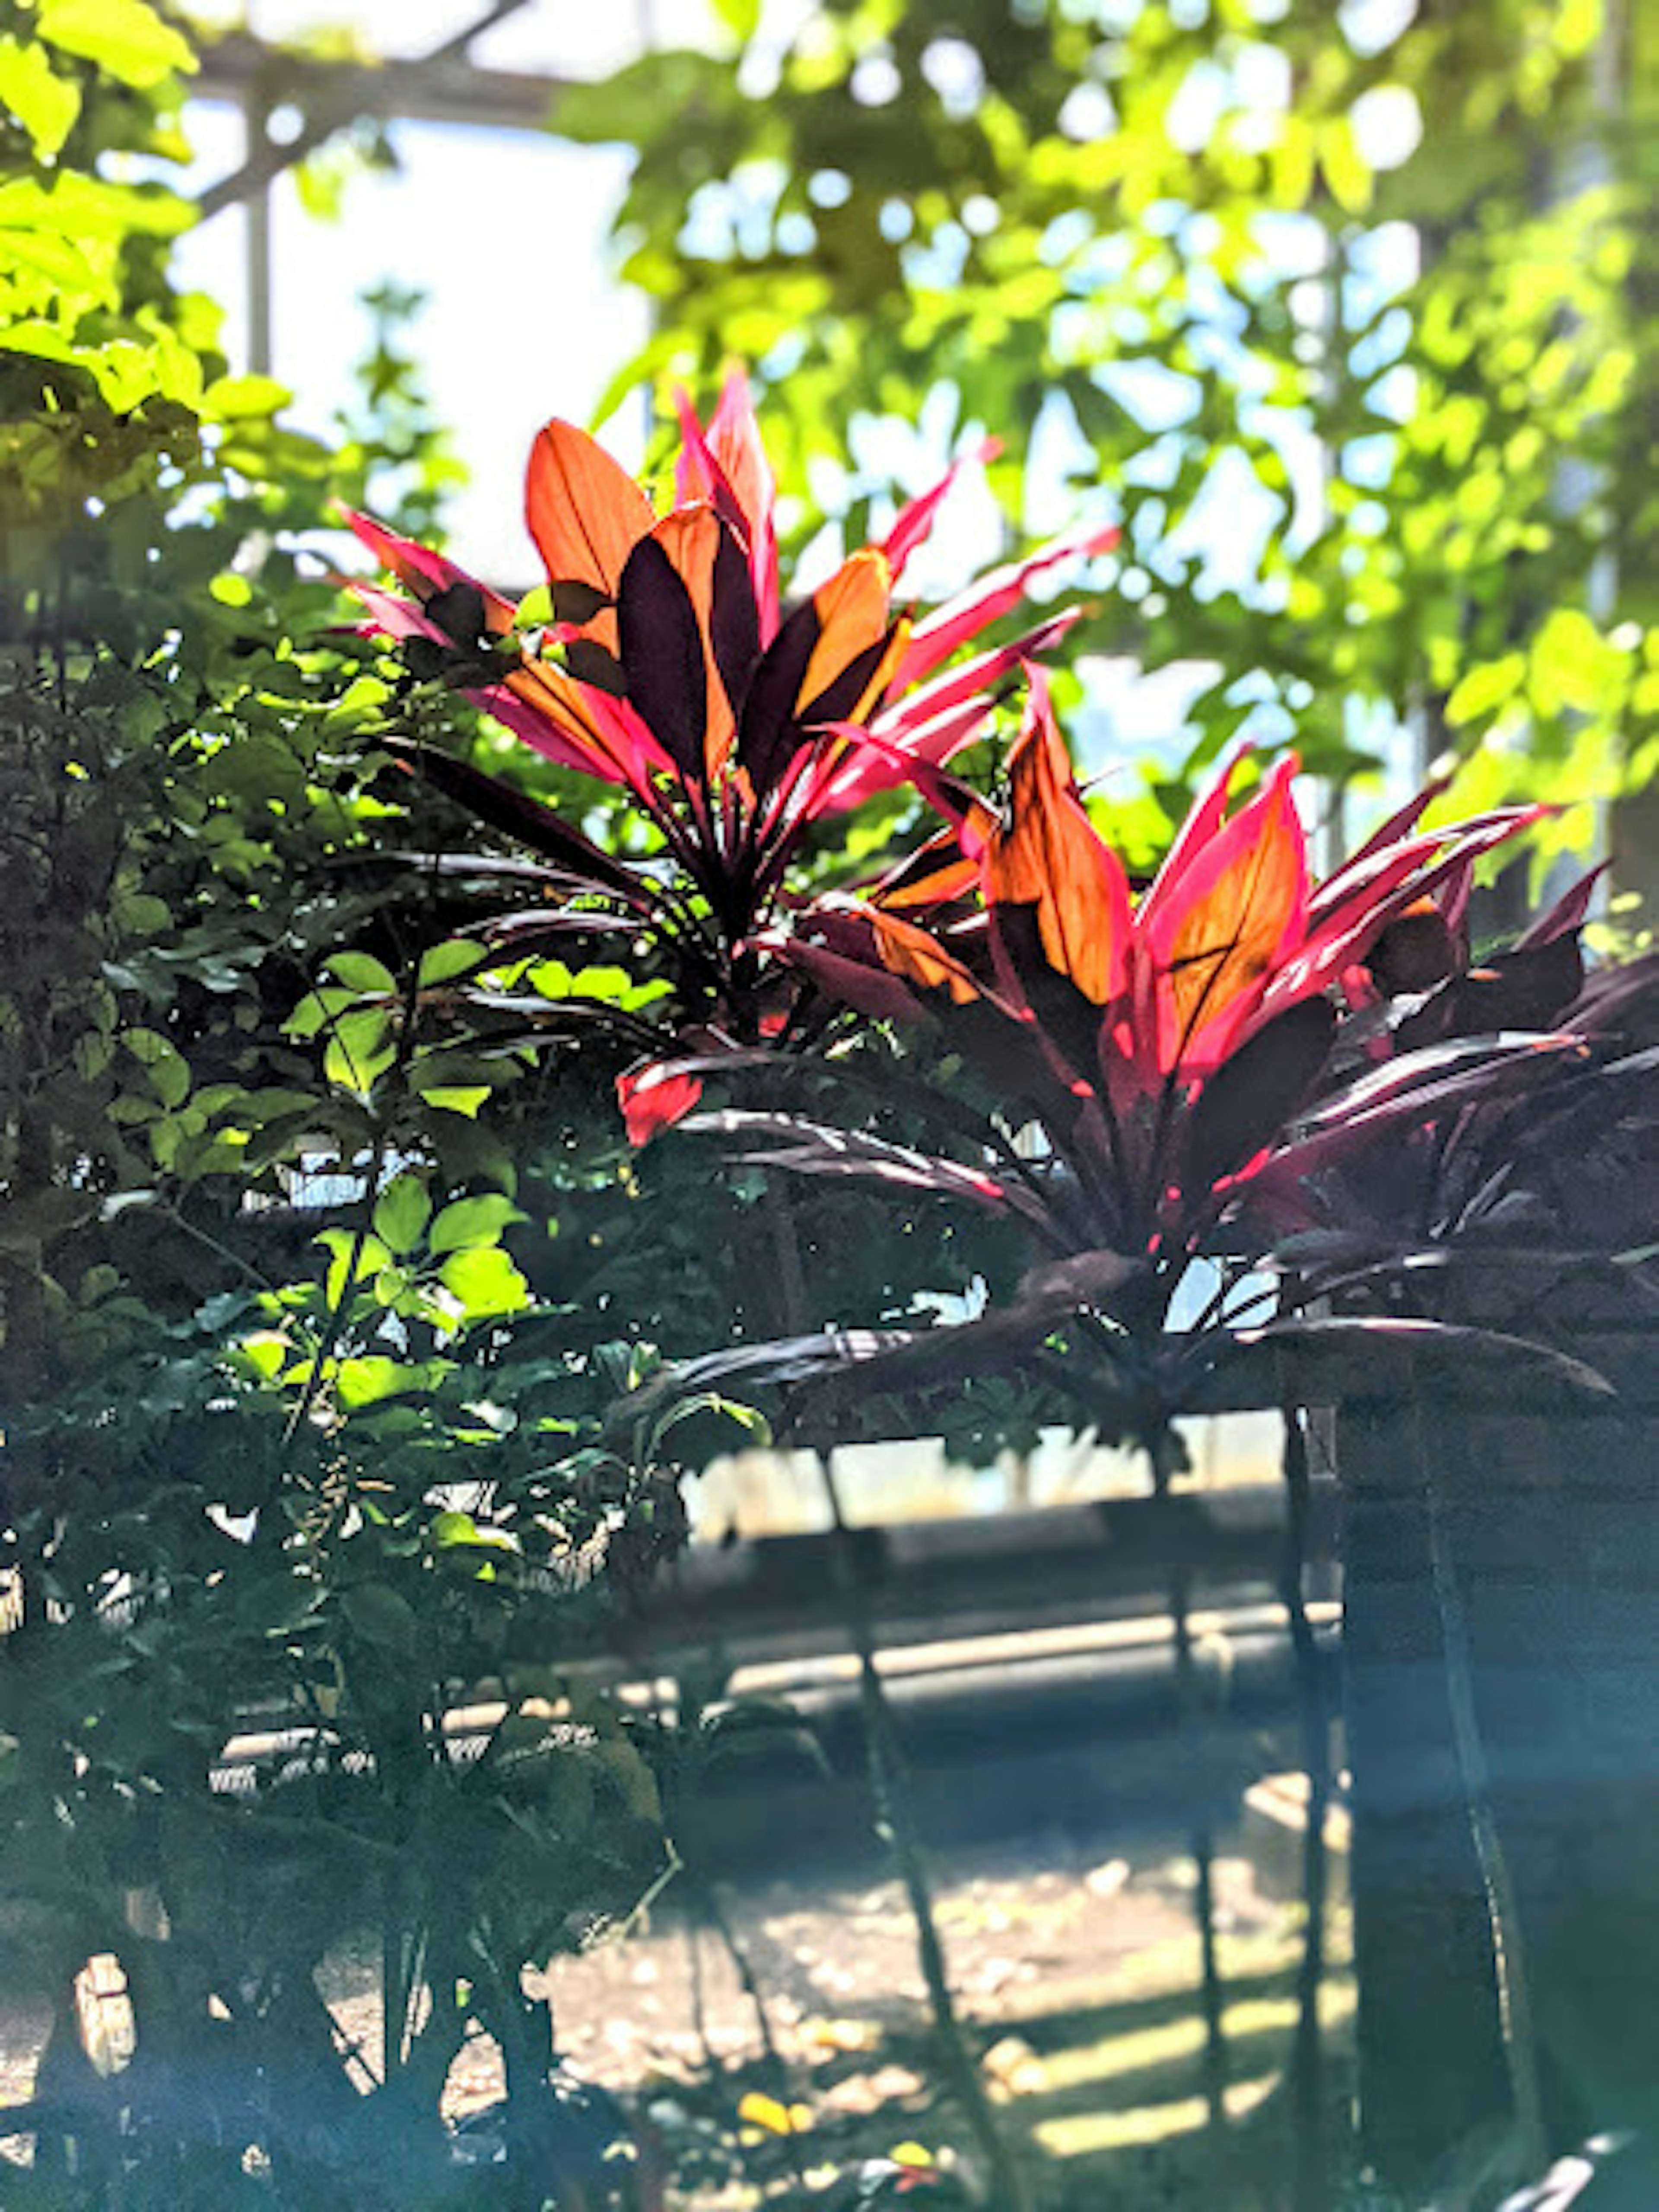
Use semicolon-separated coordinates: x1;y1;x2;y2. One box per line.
417;938;489;988
549;1755;594;1834
438;1245;530;1320
1446;652;1525;728
284;987;357;1038
327;950;397;995
123;1027;190;1108
315;1229;392;1306
324;1008;395;1093
1529;607;1624;719
38;0;196;88
0;38;81;158
420;1085;492;1117
236;1088;322;1125
373;1172;432;1255
334;1354;448;1408
235;1332;288;1382
203;372;292;421
429;1194;526;1254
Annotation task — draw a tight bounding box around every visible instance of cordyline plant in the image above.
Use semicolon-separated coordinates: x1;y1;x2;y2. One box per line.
343;375;1113;1138
649;671;1611;1443
1256;869;1659;1263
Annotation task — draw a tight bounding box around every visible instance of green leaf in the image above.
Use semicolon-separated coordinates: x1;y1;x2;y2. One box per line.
235;1333;288;1382
315;1228;391;1306
417;938;489;988
327;950;397;995
438;1245;530;1321
429;1194;526;1254
123;1027;190;1108
0;37;81;158
594;1737;662;1825
334;1354;449;1408
1446;652;1526;728
649;1390;773;1468
420;1086;492;1118
284;986;356;1038
324;1008;394;1093
1319;117;1373;216
1529;607;1624;718
203;373;292;421
37;0;197;88
340;1582;419;1653
373;1172;432;1255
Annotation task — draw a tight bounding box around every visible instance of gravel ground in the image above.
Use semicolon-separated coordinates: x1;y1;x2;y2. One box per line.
3;1814;1352;2206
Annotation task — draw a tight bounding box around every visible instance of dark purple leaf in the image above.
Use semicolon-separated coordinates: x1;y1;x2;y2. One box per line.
485;907;647;945
1561;951;1659;1043
617;534;708;780
988;901;1103;1081
1179;996;1337;1194
564;637;627;695
381;741;653;906
422;579;491;651
681;1107;1028;1217
778;935;937;1028
737;595;821;798
1190;1313;1614;1406
1397;934;1584;1049
1365;904;1458;995
1291;1033;1585;1150
1515;862;1606;949
550;578;611;626
709;516;762;717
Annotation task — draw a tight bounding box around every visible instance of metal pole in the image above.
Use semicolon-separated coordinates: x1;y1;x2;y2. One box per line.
243;84;273;375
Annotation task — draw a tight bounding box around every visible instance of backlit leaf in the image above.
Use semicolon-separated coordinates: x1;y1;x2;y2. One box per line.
429;1194;526;1254
38;0;196;88
373;1173;432;1255
0;38;80;157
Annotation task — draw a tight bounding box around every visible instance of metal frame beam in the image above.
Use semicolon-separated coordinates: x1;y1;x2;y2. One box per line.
192;2;564;223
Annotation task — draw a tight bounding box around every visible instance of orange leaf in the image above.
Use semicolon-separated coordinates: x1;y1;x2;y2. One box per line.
984;675;1130;1007
1150;760;1306;1071
504;659;647;783
798;548;892;714
872;912;983;1005
525;421;655;649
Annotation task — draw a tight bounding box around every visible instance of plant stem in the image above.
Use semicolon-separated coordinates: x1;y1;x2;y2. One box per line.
690;1871;808;2188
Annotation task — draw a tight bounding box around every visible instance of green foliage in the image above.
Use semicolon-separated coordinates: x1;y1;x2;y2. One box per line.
562;0;1657;876
0;18;693;2199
